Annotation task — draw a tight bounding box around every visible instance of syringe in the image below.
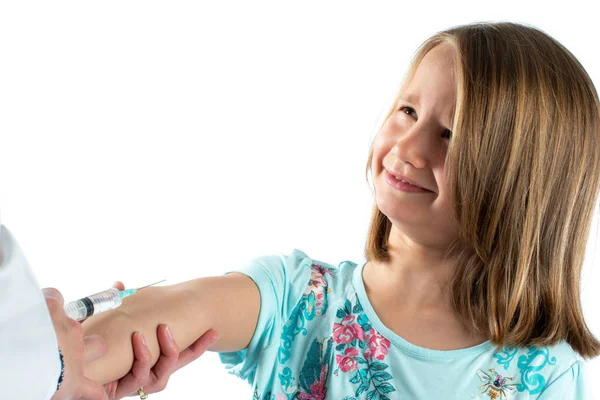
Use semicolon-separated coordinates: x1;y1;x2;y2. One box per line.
64;280;166;322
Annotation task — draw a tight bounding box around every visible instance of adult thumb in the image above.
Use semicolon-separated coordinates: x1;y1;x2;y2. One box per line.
42;287;64;304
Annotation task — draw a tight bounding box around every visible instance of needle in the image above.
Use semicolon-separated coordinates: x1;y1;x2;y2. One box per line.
136;279;167;290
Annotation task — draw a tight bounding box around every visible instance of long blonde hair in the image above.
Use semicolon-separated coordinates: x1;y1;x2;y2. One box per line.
364;22;600;358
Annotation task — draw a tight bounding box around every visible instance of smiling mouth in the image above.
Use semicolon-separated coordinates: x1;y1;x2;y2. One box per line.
384;169;432;192
384;171;433;193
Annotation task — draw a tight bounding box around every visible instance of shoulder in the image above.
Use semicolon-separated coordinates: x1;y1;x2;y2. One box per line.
536;341;585;395
487;340;583;396
232;249;360;321
246;248;358;284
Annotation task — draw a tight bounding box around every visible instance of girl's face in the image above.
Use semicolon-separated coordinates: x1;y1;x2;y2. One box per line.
371;44;461;249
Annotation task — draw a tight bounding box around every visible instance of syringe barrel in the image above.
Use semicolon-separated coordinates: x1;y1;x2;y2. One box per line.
64;288;123;321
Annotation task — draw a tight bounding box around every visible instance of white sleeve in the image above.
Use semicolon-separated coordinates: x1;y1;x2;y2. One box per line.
0;225;61;399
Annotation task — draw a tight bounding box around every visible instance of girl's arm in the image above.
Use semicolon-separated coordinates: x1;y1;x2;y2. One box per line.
82;273;260;384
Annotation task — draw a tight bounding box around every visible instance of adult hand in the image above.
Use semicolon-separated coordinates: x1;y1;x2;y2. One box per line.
46;284;219;400
45;287;110;400
102;281;220;399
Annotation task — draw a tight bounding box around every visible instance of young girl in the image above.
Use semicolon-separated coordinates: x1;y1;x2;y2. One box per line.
82;21;599;398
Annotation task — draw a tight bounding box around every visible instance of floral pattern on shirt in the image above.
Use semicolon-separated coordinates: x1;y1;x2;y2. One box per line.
274;263;335;399
270;263;396;400
334;297;396;400
278;264;334;365
240;256;576;399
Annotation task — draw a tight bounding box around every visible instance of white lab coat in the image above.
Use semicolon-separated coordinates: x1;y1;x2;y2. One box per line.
0;225;61;399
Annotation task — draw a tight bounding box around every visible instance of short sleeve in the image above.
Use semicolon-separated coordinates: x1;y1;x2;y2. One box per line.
218;249;313;383
537;361;591;399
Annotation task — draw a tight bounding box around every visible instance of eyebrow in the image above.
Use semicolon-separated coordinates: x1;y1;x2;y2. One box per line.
399;93;420;105
398;94;455;130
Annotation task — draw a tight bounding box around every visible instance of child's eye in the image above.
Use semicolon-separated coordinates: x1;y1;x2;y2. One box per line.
398;106;416;117
399;106;453;141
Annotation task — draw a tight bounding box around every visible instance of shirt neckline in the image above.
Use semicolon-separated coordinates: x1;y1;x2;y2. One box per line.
351;260;494;360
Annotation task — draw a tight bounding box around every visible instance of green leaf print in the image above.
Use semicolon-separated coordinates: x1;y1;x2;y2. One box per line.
298;339;332;394
356;382;370;396
344;299;352;315
376;382;395;394
372;371;393;382
336;308;348;318
352;302;364;314
369;361;388;371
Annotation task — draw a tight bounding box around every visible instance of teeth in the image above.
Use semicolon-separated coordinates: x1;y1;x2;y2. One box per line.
389;171;416;186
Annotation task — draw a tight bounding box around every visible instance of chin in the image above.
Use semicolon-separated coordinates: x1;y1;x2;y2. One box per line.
374;190;401;220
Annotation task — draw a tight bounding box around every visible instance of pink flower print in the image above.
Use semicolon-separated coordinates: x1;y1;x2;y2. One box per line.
332;315;364;344
307;276;326;293
314;264;334;277
276;395;287;400
335;347;359;372
305;267;329;295
310;292;324;316
365;328;391;361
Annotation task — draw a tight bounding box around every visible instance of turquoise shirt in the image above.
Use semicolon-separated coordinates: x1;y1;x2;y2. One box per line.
219;249;590;399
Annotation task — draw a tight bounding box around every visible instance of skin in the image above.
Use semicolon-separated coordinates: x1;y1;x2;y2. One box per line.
77;44;486;387
367;43;487;349
46;283;219;400
103;282;220;399
82;273;260;384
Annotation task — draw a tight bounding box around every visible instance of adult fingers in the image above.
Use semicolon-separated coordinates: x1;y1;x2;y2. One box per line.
78;377;110;400
114;332;152;399
83;335;108;364
112;281;125;291
144;324;179;392
176;329;220;370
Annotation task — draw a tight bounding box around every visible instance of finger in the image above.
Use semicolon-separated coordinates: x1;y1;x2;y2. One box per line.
176;329;220;370
145;325;179;390
114;332;153;399
42;287;64;305
112;281;125;291
79;377;110;400
44;296;66;322
157;325;180;357
83;335;108;363
102;381;118;399
42;288;66;324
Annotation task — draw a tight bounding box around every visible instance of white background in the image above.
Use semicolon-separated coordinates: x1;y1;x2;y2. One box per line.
1;1;599;398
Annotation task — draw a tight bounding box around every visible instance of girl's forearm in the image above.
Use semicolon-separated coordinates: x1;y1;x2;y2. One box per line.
81;273;260;385
82;284;212;384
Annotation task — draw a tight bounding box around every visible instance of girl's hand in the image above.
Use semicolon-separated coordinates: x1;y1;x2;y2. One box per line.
102;282;219;399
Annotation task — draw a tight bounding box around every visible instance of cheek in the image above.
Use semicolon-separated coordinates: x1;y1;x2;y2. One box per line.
434;169;445;188
371;133;392;172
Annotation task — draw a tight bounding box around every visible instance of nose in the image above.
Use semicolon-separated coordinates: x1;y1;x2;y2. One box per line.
391;123;431;169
